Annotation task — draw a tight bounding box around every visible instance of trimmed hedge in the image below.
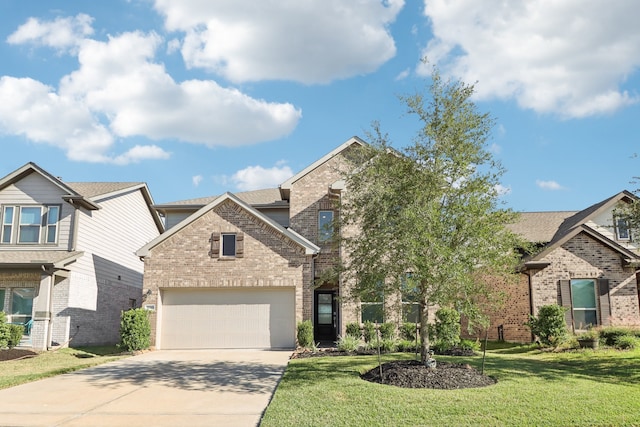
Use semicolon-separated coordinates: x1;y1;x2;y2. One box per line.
297;320;314;348
119;308;151;352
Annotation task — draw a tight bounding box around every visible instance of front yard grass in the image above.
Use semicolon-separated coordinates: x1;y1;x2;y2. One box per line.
0;346;129;390
262;346;640;426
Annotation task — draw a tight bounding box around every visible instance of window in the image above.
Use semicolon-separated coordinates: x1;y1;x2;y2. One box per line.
2;206;13;243
129;298;137;309
1;205;60;244
402;274;420;323
0;288;5;312
209;232;244;259
46;206;60;243
9;288;35;335
615;217;630;240
318;211;334;242
19;207;42;243
360;281;384;323
221;233;236;257
571;279;598;329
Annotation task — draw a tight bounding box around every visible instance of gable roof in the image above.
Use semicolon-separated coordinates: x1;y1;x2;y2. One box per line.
153;188;285;213
137;192;319;257
279;136;366;200
0;162;164;233
519;190;640;265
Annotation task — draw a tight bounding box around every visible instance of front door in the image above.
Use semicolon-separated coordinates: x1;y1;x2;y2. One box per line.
314;290;337;342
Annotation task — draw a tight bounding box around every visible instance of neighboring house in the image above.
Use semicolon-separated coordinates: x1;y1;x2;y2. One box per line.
0;162;163;350
137;137;640;349
484;190;640;342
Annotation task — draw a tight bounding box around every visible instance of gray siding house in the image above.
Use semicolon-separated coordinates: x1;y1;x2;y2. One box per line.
0;162;163;350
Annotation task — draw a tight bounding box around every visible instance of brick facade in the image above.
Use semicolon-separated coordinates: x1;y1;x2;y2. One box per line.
142;199;314;347
530;233;640;327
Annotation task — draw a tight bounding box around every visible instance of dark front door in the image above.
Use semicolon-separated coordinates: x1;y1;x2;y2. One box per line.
314;290;337;342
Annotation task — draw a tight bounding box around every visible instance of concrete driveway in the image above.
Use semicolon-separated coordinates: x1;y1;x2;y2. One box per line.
0;349;292;427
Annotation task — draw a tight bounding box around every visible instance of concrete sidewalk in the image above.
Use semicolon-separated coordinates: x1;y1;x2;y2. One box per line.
0;349;291;427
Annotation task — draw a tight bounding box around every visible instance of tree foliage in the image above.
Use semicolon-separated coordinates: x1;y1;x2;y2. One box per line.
339;65;525;363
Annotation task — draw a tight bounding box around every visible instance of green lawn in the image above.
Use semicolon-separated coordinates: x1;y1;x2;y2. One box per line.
0;346;129;390
262;346;640;426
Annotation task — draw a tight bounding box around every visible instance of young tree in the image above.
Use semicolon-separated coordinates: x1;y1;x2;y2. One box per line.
339;66;525;364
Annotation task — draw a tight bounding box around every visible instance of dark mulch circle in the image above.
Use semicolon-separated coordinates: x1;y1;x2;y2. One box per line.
0;348;38;362
361;359;496;389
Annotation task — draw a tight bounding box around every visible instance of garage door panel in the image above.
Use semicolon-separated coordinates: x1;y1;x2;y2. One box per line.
160;288;294;349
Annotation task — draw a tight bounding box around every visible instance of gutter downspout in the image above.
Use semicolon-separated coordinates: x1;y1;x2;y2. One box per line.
69;204;80;251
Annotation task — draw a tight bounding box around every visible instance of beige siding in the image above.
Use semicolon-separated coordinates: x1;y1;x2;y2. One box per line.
0;173;73;250
75;189;159;286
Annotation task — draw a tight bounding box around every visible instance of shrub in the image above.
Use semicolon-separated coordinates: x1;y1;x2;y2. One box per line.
599;326;636;347
363;321;377;343
614;334;639;350
119;308;151;352
397;339;420;353
434;307;461;351
526;304;567;347
336;335;360;352
0;312;23;349
345;322;361;339
400;322;419;341
460;339;481;352
7;324;23;348
379;322;396;340
380;338;397;352
296;320;314;348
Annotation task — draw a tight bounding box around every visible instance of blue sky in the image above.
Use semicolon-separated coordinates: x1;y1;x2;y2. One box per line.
1;0;639;212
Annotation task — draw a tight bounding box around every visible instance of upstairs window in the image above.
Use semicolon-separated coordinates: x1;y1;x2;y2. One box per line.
318;210;334;242
615;217;630;240
1;205;60;244
209;232;244;259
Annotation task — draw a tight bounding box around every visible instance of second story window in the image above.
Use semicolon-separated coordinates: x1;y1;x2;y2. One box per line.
209;231;244;259
1;205;60;245
615;217;630;241
318;210;334;242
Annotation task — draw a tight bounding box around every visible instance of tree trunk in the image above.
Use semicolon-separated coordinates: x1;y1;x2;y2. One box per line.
419;300;430;364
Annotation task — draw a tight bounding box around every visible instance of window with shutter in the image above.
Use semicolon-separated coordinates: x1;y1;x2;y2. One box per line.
209;232;220;257
559;278;609;331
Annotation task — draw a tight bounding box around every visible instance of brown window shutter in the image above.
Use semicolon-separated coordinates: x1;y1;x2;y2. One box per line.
598;278;611;326
209;232;220;258
236;232;244;258
558;280;574;332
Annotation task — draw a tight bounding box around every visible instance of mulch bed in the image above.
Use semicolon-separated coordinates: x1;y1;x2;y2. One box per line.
0;348;38;362
361;359;496;389
292;347;495;389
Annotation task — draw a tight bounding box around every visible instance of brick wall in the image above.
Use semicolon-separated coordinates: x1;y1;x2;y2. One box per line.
531;232;640;327
142;199;314;346
463;274;532;342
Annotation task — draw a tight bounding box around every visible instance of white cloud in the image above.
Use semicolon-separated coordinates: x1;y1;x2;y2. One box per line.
153;0;404;84
7;14;94;52
192;175;203;187
0;17;302;164
420;0;640;118
536;180;564;191
230;163;294;191
495;184;511;196
395;68;410;81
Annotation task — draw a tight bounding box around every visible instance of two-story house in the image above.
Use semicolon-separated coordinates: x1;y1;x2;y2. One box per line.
0;162;163;350
138;137;640;349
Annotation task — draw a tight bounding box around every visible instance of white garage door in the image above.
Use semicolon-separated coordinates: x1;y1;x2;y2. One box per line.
160;288;295;349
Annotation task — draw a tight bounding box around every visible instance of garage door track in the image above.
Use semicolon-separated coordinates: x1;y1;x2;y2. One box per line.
0;349;292;427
